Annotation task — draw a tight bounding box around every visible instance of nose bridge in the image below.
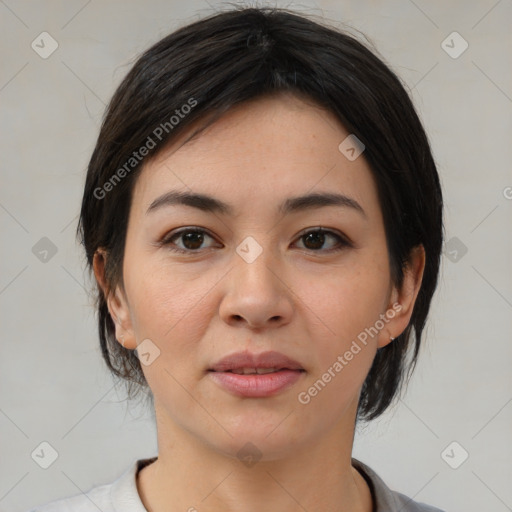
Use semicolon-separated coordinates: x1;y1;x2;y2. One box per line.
219;233;292;328
234;233;280;292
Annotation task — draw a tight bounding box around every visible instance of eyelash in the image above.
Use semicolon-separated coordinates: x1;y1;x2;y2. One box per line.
159;227;352;255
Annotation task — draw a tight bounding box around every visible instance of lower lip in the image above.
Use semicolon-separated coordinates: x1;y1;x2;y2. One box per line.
208;369;304;398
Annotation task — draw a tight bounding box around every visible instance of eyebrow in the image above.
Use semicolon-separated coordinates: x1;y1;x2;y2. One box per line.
146;190;367;219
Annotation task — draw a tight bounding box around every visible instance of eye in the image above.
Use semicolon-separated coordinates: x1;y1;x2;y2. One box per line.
294;227;352;253
159;226;352;254
160;227;218;253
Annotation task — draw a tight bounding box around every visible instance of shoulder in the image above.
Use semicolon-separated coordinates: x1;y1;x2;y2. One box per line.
390;489;446;512
25;457;156;512
24;481;114;512
352;458;446;512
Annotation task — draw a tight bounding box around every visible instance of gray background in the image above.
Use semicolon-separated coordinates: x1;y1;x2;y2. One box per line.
1;1;511;511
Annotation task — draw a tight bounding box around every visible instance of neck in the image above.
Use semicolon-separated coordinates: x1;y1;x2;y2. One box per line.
137;403;373;512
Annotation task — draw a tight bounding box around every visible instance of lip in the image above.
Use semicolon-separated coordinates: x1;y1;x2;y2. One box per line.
208;350;304;372
208;369;304;398
207;350;305;398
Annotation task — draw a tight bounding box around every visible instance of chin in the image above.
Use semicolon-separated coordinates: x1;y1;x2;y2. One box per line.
200;417;311;462
210;435;305;464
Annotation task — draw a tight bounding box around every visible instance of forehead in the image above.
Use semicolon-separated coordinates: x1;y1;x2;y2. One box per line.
131;93;380;221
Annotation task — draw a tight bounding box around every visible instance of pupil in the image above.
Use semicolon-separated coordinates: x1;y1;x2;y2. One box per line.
183;231;203;250
304;232;324;249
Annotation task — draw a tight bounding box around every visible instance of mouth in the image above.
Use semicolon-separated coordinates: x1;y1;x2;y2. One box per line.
208;367;306;375
207;351;305;398
207;368;305;398
208;350;304;373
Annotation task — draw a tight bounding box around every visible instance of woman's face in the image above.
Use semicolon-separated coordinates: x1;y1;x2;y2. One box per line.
100;92;423;460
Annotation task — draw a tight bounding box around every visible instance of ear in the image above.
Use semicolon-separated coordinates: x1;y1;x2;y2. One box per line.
377;244;426;349
92;249;137;350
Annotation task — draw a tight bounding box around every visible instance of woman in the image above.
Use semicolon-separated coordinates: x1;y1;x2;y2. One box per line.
29;6;445;512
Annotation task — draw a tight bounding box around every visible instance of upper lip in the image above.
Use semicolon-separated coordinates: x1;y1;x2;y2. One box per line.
208;350;304;372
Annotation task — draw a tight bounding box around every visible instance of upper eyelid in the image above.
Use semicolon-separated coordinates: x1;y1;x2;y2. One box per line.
163;226;216;242
162;226;350;247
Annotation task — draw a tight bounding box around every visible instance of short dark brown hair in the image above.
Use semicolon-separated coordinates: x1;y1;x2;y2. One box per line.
77;5;444;422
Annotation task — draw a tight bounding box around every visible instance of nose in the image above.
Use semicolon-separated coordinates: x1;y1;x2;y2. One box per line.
218;244;293;330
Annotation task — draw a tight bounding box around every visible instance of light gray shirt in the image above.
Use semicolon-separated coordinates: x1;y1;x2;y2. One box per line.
27;457;446;511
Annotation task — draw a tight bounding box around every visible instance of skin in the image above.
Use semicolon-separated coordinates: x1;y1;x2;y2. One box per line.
94;91;425;512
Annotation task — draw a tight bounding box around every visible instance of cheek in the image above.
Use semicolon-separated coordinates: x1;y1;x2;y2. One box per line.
123;256;217;379
297;256;388;397
125;268;214;408
296;275;381;423
125;251;206;335
302;260;390;347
